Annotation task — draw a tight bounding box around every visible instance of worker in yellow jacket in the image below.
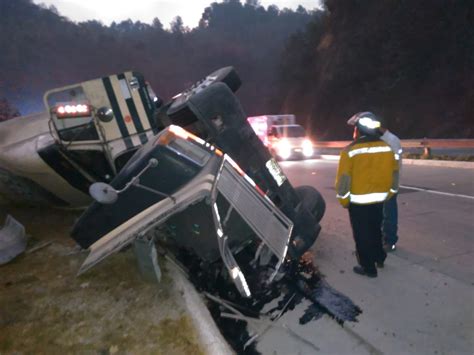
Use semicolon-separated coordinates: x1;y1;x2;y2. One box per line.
335;112;399;277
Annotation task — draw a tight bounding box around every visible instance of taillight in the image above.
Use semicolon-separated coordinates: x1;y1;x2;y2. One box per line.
55;104;91;119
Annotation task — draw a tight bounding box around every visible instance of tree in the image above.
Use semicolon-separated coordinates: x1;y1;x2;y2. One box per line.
170;16;185;34
245;0;260;7
276;0;474;139
152;17;163;30
0;0;313;122
0;99;20;122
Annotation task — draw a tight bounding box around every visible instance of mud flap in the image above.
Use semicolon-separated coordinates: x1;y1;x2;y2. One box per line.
133;235;161;283
0;215;27;265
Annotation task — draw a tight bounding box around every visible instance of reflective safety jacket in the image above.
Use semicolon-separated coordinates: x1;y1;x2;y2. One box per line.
335;136;400;207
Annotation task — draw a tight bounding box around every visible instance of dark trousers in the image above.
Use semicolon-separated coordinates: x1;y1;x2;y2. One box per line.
383;194;399;245
349;202;386;273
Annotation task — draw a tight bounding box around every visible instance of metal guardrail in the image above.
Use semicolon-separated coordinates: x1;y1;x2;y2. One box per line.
401;139;474;149
314;139;474;158
314;139;474;149
313;141;351;148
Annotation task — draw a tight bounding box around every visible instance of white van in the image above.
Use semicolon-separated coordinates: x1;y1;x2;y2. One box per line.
268;124;314;160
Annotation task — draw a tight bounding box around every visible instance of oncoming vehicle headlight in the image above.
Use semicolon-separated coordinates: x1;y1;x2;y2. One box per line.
302;139;314;157
276;139;292;160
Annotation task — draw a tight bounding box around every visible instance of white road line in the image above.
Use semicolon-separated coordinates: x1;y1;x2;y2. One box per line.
400;185;474;200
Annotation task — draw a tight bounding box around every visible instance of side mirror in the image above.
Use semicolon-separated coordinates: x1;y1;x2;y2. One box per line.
89;182;118;204
89;158;174;204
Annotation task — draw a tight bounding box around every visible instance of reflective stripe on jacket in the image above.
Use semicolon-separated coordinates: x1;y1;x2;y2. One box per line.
335;137;399;207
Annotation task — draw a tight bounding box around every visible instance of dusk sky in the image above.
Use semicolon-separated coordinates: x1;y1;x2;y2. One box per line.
33;0;323;29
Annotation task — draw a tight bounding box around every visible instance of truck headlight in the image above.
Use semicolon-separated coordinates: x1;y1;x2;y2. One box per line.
302;139;314;157
276;140;292;160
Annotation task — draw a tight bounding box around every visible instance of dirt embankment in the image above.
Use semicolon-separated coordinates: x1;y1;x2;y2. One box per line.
0;205;205;354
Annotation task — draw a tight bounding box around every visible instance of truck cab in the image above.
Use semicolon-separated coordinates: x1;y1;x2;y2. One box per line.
0;71;161;207
44;71;161;176
73;125;295;298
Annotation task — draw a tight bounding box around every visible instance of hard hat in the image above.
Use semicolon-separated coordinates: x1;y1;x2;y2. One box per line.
347;111;382;137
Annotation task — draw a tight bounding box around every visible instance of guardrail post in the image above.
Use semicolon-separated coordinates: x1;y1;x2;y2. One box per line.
422;138;432;159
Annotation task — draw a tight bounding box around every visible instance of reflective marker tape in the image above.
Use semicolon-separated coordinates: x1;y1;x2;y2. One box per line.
348;146;392;158
336;192;350;199
359;117;381;129
213;203;221;223
230;267;239;279
350;192;388;203
237;270;251;297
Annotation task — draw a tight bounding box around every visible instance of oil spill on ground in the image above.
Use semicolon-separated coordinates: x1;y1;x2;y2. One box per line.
290;255;362;325
173;247;361;354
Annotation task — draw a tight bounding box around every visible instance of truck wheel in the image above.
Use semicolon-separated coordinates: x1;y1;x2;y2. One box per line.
295;185;326;223
167;67;242;127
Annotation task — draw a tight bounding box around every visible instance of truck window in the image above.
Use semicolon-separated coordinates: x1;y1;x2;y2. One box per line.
270;127;279;138
278;125;305;138
46;86;87;108
45;86;100;142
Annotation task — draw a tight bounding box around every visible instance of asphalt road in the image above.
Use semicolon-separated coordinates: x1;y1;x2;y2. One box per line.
255;159;474;355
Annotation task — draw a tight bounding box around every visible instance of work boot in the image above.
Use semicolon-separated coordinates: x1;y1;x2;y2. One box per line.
383;243;396;252
352;266;377;278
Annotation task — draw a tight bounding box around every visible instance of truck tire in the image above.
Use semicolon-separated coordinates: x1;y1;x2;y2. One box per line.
295;185;326;223
167;67;242;127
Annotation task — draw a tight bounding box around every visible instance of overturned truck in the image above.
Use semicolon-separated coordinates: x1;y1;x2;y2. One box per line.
0;67;326;297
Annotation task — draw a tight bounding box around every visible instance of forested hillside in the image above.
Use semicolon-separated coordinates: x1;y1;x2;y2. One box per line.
278;0;474;138
0;0;472;138
0;0;315;115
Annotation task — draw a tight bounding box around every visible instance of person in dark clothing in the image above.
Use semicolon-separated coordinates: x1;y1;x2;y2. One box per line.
336;112;400;277
349;203;386;275
380;126;402;252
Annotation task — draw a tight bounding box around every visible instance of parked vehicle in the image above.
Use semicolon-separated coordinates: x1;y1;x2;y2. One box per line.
247;114;296;147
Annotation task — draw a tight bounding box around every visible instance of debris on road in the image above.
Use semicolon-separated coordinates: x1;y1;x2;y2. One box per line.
26;240;53;254
0;214;26;265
